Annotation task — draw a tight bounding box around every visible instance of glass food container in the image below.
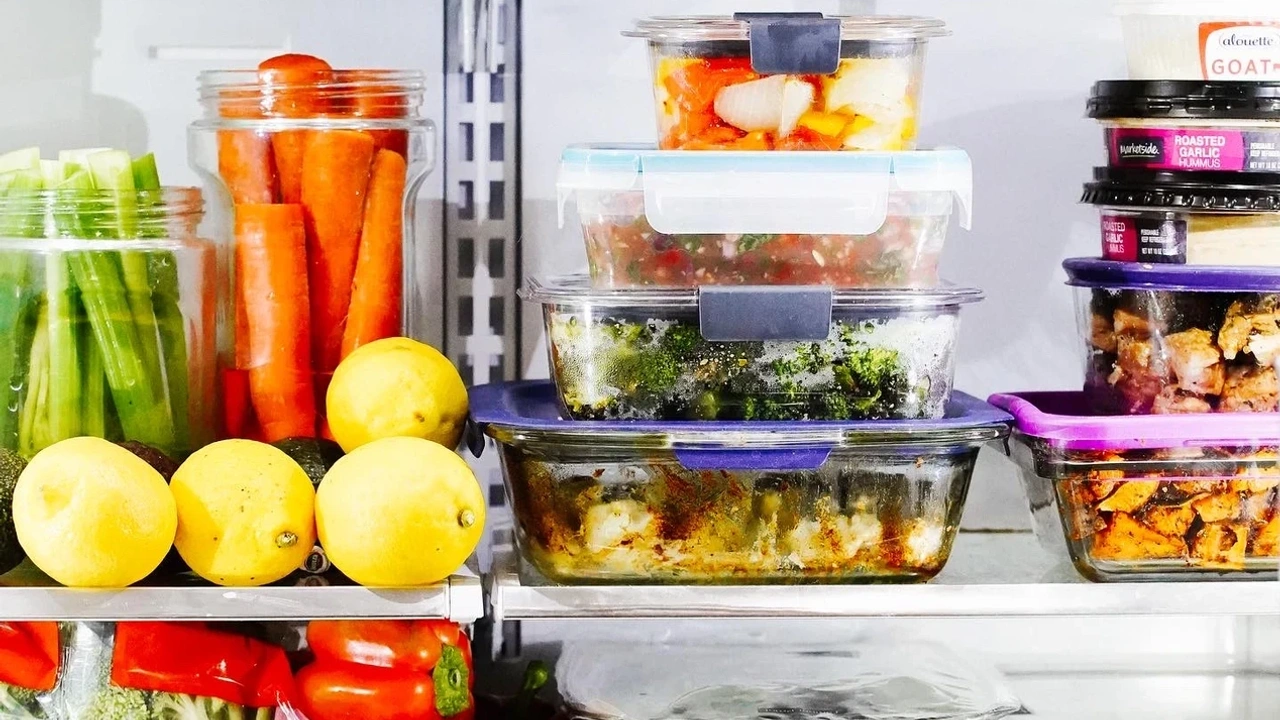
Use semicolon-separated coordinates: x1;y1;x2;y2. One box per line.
1115;0;1280;81
470;381;1011;585
624;14;948;151
190;66;434;442
1089;81;1280;174
1083;167;1280;265
526;276;980;421
991;391;1280;581
558;144;972;288
1066;258;1280;415
0;188;216;459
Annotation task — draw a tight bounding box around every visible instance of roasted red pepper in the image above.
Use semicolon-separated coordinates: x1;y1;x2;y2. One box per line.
298;620;474;720
0;622;60;691
111;622;296;708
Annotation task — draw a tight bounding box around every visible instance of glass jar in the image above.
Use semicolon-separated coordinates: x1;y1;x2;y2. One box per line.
0;188;216;459
189;68;434;442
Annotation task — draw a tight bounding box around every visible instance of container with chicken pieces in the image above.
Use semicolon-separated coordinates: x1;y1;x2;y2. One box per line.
471;381;1011;585
625;14;947;151
992;391;1280;581
1066;259;1280;415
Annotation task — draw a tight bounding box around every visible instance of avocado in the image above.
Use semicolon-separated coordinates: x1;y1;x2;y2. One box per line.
0;448;28;575
272;437;344;487
116;441;179;481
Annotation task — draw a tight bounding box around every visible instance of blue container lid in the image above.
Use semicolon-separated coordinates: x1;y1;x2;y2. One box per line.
1063;257;1280;292
467;381;1010;471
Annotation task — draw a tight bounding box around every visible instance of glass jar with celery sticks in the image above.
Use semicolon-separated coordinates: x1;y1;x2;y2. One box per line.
189;55;434;443
0;147;216;459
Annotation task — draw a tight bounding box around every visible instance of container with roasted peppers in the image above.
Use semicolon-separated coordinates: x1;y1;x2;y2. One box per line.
557;144;972;288
470;381;1011;585
992;391;1280;581
190;53;434;443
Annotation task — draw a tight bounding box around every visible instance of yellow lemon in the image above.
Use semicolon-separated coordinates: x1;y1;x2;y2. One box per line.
326;337;468;453
170;439;316;586
13;437;175;587
316;437;484;586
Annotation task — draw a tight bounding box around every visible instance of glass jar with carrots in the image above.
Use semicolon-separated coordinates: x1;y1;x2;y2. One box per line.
189;54;433;443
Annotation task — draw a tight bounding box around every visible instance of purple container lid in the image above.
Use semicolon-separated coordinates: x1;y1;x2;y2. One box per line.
989;391;1280;451
469;381;1010;471
1064;257;1280;292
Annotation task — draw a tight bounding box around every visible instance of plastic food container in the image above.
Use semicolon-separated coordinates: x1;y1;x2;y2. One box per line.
558;145;972;288
1083;167;1280;265
1116;1;1280;80
624;14;948;151
0;189;216;459
190;67;434;442
991;391;1280;581
526;276;981;421
1066;258;1280;415
1090;81;1280;173
471;381;1011;584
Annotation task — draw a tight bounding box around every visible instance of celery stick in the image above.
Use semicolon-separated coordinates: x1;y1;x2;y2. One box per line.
19;307;48;458
44;172;82;443
0;148;40;175
0;170;42;450
39;160;69;188
81;318;105;437
131;153;160;192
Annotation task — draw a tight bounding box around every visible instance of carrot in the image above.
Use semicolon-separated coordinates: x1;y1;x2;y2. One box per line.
217;130;277;203
341;149;406;358
259;54;333;203
342;69;411;157
234;204;316;442
300;130;376;372
219;366;254;439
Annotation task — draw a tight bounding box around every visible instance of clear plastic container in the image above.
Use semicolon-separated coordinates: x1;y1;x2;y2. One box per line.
558;145;972;288
190;67;434;442
991;391;1280;581
1066;258;1280;415
1115;1;1280;80
624;14;948;151
1090;80;1280;173
525;276;981;421
1083;167;1280;265
0;189;216;459
471;381;1010;585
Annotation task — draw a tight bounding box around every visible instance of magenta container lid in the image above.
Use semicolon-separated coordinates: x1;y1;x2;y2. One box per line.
989;391;1280;451
1064;257;1280;292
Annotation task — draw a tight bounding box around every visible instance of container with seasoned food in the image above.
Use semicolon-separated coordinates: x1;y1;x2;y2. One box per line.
991;391;1280;581
1090;80;1280;173
527;276;980;421
624;14;948;151
1084;167;1280;265
558;145;972;288
471;381;1011;585
1115;0;1280;81
1067;258;1280;415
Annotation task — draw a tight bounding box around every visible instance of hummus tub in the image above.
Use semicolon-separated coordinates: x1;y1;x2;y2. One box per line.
1116;0;1280;81
991;391;1280;581
472;381;1010;585
625;14;947;152
558;145;973;288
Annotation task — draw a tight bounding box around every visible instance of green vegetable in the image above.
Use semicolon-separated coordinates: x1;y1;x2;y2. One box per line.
272;437;345;487
736;233;777;253
0;448;28;575
434;645;471;717
83;684;150;720
152;692;268;720
512;660;551;717
0;682;45;719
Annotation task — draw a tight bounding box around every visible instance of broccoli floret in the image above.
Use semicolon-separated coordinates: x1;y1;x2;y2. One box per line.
5;685;39;707
152;693;258;720
83;685;150;720
844;346;906;390
657;323;701;357
818;392;852;419
0;683;45;720
741;396;789;420
610;349;681;393
602;320;653;346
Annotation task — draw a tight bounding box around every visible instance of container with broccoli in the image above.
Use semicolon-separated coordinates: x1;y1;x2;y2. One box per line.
528;278;980;421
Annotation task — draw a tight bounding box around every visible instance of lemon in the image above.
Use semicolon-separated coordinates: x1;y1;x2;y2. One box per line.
170;439;316;586
13;437;175;588
316;437;484;586
326;337;468;453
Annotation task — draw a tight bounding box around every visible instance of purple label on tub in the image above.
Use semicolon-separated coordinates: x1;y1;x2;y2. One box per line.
1100;214;1187;263
1107;127;1280;172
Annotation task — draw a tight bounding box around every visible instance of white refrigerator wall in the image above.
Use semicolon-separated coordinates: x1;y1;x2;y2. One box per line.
520;0;1126;530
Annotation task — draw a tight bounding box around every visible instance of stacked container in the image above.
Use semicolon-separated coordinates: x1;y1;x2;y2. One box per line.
471;14;1011;585
995;1;1280;581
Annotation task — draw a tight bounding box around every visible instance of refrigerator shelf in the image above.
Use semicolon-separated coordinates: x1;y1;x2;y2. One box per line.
488;531;1280;622
0;563;485;622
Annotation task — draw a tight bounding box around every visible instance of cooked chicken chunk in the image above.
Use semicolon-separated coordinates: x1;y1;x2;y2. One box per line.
1090;313;1117;353
1141;502;1197;539
1098;480;1160;513
1218;296;1280;364
1219;365;1280;412
1190;522;1248;568
1163;328;1225;395
1253;514;1280;556
1114;307;1159;338
1192;492;1243;524
1152;387;1213;414
1092;512;1186;560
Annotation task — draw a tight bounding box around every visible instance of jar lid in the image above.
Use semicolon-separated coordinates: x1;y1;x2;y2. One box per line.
1063;256;1280;291
624;14;948;43
1088;80;1280;120
1081;166;1280;211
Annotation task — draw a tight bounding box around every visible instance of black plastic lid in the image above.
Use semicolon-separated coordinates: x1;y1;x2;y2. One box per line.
1082;167;1280;211
1088;80;1280;120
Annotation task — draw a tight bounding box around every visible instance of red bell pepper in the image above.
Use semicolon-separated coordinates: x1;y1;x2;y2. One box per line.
111;622;296;708
298;620;473;720
0;622;60;691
